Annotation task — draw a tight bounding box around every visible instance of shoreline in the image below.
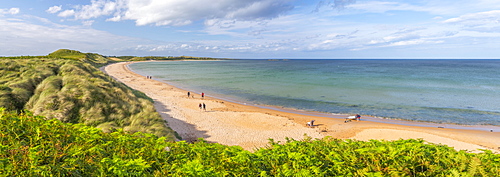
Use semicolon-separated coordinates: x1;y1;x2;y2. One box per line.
104;61;500;152
128;60;500;132
127;61;500;132
257;105;500;132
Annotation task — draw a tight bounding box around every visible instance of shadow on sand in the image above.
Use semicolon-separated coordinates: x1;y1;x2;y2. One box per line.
153;99;211;143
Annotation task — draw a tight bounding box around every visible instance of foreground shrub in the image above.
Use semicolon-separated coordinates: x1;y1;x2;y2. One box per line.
1;108;499;176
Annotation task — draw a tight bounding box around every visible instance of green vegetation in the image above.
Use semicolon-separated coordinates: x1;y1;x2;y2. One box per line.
47;49;111;67
111;55;223;61
0;49;177;139
1;109;499;176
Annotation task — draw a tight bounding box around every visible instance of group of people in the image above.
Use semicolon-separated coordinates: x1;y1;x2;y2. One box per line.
355;114;361;121
187;91;207;111
199;103;206;111
344;114;361;123
187;92;204;99
146;76;153;79
306;120;315;127
309;114;361;126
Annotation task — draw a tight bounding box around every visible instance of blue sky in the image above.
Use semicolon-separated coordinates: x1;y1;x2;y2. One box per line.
1;0;500;59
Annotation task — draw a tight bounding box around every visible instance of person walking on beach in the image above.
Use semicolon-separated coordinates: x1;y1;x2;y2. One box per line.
356;114;361;121
187;92;190;98
199;103;202;110
201;92;205;99
203;103;206;111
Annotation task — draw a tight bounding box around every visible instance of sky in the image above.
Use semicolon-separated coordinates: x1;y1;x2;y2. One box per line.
1;0;500;59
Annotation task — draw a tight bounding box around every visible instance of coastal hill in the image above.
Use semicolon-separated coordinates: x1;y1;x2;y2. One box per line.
47;49;110;67
0;49;223;139
0;49;180;139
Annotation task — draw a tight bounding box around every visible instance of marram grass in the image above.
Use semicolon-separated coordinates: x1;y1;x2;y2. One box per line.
0;53;177;140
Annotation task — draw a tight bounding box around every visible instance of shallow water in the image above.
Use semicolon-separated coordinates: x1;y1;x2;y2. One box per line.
129;59;500;126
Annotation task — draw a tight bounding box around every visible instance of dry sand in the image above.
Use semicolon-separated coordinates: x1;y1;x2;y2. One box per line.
104;61;500;152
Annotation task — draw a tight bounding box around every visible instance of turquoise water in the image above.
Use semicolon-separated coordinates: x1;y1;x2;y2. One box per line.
129;60;500;126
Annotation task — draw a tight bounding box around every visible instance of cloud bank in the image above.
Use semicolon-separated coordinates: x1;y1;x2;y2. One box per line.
56;0;294;26
2;0;500;58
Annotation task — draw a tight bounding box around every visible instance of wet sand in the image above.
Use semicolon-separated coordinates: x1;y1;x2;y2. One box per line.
104;61;500;152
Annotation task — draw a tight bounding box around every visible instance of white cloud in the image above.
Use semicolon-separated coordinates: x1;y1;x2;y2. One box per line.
73;0;120;19
58;10;75;17
387;39;443;47
53;0;293;26
0;8;20;15
443;10;500;33
46;6;62;14
381;33;421;44
443;10;500;24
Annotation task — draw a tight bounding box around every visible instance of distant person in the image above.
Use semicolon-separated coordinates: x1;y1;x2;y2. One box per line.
187;92;190;98
201;92;205;98
356;114;361;121
307;120;315;127
199;103;202;110
203;103;206;111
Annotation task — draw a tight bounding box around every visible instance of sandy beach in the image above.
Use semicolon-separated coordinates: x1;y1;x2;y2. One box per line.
104;61;500;152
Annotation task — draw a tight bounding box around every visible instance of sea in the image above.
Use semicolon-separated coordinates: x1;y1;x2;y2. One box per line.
128;59;500;129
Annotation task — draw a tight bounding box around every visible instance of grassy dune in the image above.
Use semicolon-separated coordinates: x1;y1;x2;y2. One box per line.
0;49;177;140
